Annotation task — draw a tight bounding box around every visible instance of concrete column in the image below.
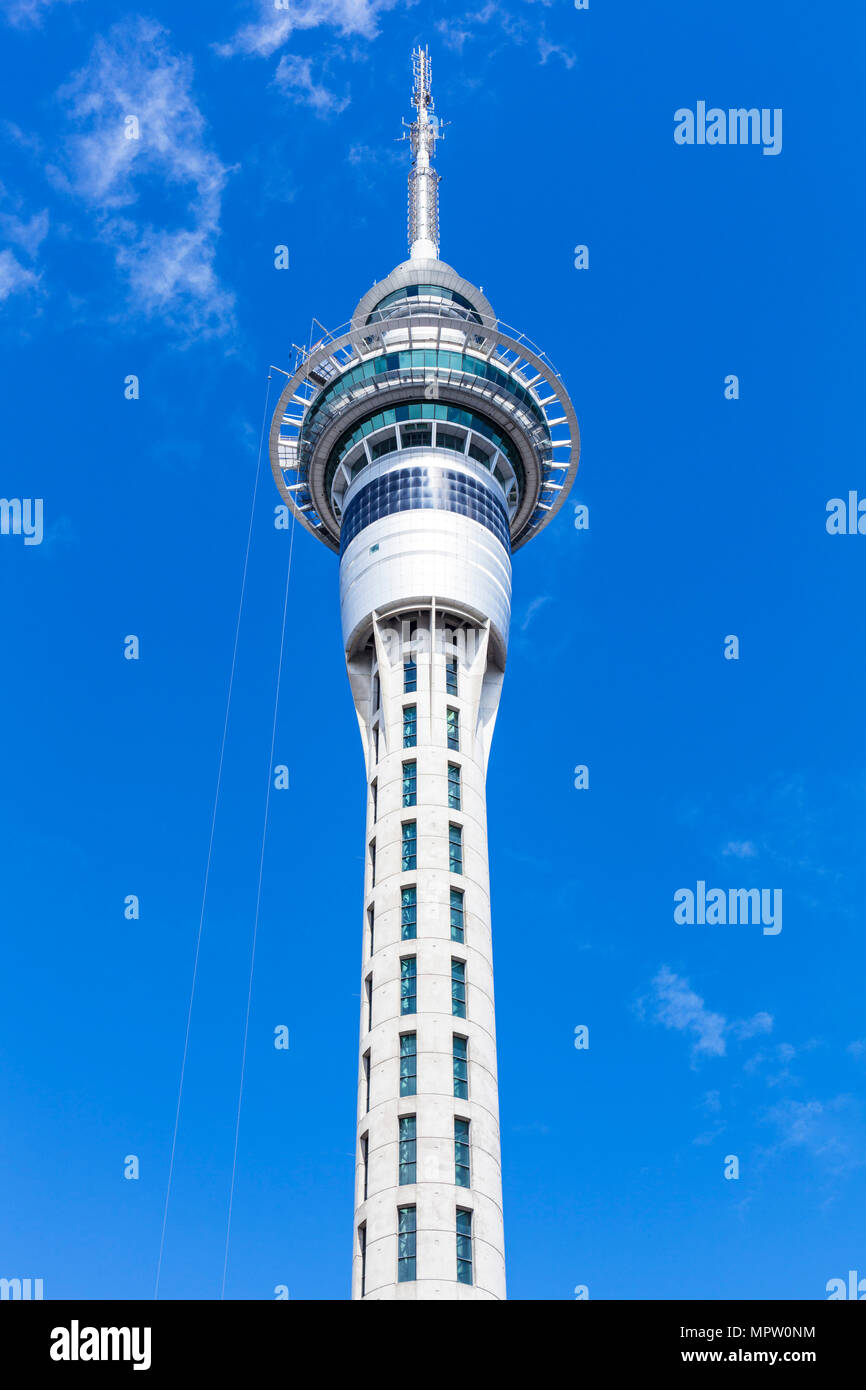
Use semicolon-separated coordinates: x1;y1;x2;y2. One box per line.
348;607;507;1300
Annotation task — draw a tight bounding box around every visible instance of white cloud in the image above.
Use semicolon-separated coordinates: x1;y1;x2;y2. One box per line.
434;21;471;54
723;840;758;858
731;1012;774;1041
0;201;49;259
519;594;552;632
0;183;47;304
54;17;234;337
538;38;576;69
0;247;38;301
761;1096;866;1175
639;966;773;1064
640;967;729;1059
274;54;349;115
215;0;397;60
2;0;78;28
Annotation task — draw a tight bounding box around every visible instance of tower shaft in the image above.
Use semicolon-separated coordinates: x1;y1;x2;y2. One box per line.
348;607;506;1299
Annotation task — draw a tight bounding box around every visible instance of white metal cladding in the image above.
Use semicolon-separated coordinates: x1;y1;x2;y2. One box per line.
339;504;512;662
351;257;496;325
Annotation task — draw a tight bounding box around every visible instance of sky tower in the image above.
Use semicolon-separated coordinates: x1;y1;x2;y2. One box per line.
269;47;579;1300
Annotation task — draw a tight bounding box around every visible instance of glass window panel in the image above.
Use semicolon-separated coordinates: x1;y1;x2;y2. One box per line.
456;1209;472;1284
453;1036;468;1099
451;958;466;1018
400;1033;417;1097
455;1119;470;1188
397;1205;416;1282
401;957;417;1015
401;885;417;941
401;820;417;872
403;704;417;747
449;822;463;874
450;887;464;943
399;1115;417;1185
402;760;417;807
447;763;461;811
446;707;460;752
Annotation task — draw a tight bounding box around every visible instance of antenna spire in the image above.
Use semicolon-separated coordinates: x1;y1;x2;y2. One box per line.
404;46;442;261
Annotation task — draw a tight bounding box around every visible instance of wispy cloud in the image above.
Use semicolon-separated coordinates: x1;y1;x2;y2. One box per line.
761;1096;866;1177
215;0;398;61
274;53;349;115
637;966;772;1063
538;37;576;69
519;594;552;632
1;0;78;28
723;839;758;859
53;16;234;338
436;2;575;68
0;248;38;301
0;184;47;304
744;1038;821;1089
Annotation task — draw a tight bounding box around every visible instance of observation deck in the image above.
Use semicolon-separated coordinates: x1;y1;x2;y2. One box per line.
268;257;580;555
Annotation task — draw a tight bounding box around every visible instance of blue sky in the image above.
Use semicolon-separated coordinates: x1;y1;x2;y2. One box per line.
1;0;864;1301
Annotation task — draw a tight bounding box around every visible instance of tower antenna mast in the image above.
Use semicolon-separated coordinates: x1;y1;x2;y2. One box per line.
403;45;444;260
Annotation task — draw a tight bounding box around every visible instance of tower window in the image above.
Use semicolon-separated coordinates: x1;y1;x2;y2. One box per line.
400;1032;417;1096
369;839;376;887
468;442;491;468
398;1115;417;1185
448;823;463;874
451;958;466;1018
446;707;459;751
401;956;417;1015
400;423;432;449
455;1118;470;1188
401;885;417;940
456;1209;473;1285
401;820;417;872
372;435;397;461
361;1134;369;1201
445;644;458;696
363;1049;371;1112
453;1035;468;1099
402;760;417;807
397;1205;417;1282
450;887;464;943
368;905;375;956
359;1223;367;1297
371;779;378;822
403;705;417;748
447;763;461;810
404;655;417;694
437;430;465;454
365;973;373;1031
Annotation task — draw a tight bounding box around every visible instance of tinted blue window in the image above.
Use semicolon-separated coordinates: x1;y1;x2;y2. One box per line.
341;466;510;554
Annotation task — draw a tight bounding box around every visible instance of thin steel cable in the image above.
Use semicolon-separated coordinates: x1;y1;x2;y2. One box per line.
220;497;298;1300
153;372;273;1300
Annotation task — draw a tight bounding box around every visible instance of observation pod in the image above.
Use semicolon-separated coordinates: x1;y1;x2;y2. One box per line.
268;46;580;1300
